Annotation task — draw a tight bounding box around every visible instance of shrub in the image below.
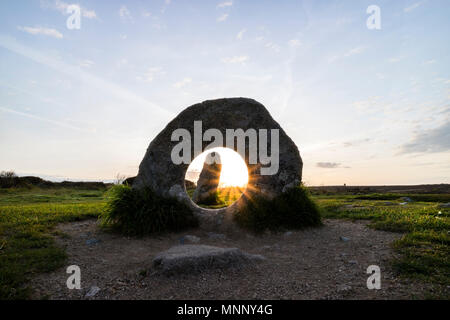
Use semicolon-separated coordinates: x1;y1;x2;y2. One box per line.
100;185;198;236
234;185;322;233
0;171;18;188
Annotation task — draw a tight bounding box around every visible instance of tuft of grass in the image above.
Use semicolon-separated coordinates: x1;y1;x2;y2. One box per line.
100;185;199;236
195;191;225;207
234;185;322;233
186;186;245;209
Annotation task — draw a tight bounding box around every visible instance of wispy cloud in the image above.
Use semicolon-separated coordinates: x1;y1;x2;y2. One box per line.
173;77;192;88
217;13;229;22
388;56;404;63
400;120;450;154
18;26;63;39
343;138;371;148
344;46;366;57
236;29;246;40
288;39;301;47
329;45;366;63
221;56;248;64
79;59;94;68
0;34;171;119
0;106;91;133
317;162;344;169
265;42;281;52
288;39;300;47
137;67;165;82
217;1;233;8
119;5;133;22
404;1;425;13
41;0;97;19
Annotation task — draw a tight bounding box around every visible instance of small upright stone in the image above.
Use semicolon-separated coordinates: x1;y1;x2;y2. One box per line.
192;152;222;204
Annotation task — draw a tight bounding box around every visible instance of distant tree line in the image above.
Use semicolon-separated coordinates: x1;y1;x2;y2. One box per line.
0;171;109;189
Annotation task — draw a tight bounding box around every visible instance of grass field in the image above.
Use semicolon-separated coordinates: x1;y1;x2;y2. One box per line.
0;187;449;299
316;194;450;296
0;187;107;299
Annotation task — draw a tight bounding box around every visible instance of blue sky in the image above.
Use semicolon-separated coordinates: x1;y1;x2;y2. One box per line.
0;0;449;185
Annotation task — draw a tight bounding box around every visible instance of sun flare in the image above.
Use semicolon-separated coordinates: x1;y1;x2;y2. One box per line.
186;147;249;188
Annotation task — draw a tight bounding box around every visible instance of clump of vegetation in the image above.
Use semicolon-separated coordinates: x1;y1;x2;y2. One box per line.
195;191;226;207
100;185;198;236
234;185;322;233
0;171;17;188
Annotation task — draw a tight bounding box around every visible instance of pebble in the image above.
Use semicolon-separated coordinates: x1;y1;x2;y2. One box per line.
207;232;227;240
337;284;352;292
86;239;100;245
340;236;350;242
85;286;100;298
180;235;200;244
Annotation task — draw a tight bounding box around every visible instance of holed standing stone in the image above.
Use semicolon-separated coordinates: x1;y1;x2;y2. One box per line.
133;97;303;226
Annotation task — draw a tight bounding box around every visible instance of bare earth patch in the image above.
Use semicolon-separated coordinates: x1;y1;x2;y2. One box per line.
31;219;432;299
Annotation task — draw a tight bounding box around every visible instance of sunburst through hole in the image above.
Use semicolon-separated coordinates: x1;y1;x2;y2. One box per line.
185;147;249;209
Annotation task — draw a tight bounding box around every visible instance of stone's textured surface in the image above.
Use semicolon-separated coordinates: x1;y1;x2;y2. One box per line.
153;244;264;275
192;152;222;204
133;98;303;223
122;176;136;186
184;180;196;190
438;203;450;208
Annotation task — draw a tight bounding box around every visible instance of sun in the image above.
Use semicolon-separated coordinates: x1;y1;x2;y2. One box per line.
186;147;249;188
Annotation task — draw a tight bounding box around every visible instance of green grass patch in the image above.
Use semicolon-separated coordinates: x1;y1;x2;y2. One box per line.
354;193;450;203
0;187;106;205
0;201;105;299
234;185;322;233
100;185;199;236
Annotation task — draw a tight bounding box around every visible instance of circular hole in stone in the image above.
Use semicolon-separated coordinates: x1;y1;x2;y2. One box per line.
185;147;249;209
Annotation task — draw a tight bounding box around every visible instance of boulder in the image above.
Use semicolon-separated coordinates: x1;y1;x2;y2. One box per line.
133;98;303;224
153;244;264;275
192;152;222;204
184;179;196;190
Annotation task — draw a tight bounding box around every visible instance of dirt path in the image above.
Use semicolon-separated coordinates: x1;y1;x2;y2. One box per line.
31;219;431;299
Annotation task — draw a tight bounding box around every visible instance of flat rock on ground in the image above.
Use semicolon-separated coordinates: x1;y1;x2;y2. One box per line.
30;219;439;300
153;244;264;275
